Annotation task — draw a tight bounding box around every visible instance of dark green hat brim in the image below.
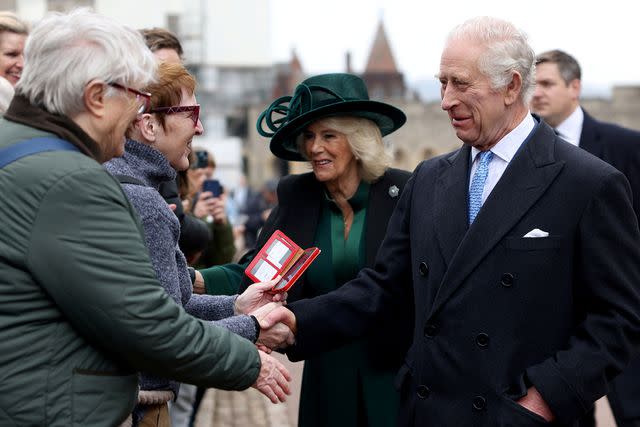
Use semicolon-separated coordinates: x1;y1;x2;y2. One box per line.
269;99;406;161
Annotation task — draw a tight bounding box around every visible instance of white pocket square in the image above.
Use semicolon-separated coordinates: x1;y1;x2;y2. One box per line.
523;228;549;238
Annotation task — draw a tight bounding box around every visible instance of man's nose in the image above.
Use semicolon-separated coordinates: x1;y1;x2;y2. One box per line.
441;85;456;111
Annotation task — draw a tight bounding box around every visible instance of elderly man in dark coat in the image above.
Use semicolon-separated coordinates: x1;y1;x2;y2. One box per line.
262;16;640;427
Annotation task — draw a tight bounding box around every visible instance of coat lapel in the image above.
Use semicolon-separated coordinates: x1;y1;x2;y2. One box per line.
430;121;565;316
433;146;471;266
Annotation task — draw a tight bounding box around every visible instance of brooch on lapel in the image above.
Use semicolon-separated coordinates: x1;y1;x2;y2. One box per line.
388;185;399;198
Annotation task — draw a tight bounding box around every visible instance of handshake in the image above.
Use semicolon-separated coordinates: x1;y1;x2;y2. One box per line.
233;277;298;404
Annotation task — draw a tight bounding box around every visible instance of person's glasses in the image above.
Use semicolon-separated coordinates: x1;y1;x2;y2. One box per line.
149;105;201;127
108;82;152;114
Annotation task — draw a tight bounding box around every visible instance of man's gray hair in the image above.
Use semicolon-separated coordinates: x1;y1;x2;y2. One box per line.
447;16;536;104
16;8;157;116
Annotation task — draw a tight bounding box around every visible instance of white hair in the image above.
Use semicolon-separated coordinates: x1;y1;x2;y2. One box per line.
447;16;536;103
16;8;157;116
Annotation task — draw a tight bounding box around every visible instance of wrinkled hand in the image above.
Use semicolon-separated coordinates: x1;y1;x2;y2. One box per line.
252;350;291;403
193;270;205;295
257;322;295;352
260;305;297;335
234;278;287;315
516;387;555;422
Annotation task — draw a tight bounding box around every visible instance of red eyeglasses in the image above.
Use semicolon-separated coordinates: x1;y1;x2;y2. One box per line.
108;82;152;114
149;105;201;127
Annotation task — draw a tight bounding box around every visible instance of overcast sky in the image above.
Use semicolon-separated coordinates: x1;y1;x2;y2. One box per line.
269;0;637;91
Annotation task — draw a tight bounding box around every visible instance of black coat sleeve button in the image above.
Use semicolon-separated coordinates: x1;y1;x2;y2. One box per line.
424;323;438;338
416;385;431;399
500;273;514;287
476;333;489;347
419;262;429;276
472;396;487;411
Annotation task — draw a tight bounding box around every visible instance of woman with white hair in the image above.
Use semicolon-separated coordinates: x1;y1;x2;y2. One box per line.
198;73;412;427
0;9;277;427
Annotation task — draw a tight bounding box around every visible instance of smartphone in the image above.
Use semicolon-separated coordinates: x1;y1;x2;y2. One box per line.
202;179;223;197
194;150;209;169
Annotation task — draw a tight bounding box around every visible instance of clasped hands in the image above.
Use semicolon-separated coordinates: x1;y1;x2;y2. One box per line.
233;277;298;403
234;276;297;352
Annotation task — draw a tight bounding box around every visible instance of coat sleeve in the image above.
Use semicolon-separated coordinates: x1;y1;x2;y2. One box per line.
526;170;640;423
201;262;247;295
26;169;260;390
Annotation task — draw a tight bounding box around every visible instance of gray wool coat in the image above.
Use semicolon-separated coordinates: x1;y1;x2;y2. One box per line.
104;139;257;394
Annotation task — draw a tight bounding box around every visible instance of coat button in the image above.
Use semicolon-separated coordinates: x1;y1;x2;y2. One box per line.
416;385;431;399
500;273;514;287
476;333;489;347
424;323;438;338
473;396;487;411
419;262;429;276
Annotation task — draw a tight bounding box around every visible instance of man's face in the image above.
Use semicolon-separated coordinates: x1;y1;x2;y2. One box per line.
101;90;142;160
531;62;580;128
439;38;512;150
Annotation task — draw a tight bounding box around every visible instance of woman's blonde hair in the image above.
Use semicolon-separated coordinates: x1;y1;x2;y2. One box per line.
0;11;29;37
297;116;392;182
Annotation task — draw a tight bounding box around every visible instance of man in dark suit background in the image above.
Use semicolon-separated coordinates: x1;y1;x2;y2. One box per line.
532;49;640;427
261;16;640;426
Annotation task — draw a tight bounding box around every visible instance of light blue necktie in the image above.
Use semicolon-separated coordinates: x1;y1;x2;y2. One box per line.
468;151;494;225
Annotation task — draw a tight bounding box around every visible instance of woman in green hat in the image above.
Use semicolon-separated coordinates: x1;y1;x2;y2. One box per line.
198;73;412;426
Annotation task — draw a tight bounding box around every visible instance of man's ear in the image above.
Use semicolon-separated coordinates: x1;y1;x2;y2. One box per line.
139;113;157;142
83;80;107;118
569;78;581;101
504;71;522;106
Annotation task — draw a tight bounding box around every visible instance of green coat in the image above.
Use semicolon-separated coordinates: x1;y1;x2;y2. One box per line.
0;119;260;426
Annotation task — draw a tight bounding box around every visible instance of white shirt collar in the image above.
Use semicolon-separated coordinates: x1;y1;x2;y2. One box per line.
471;113;536;164
555;106;584;146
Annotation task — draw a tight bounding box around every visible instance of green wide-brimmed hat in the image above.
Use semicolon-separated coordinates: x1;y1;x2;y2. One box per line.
257;73;407;161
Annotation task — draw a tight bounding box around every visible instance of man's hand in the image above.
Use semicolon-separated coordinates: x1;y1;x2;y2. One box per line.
256;322;295;352
234;278;286;315
250;302;294;352
252;350;291;403
516;386;555;422
260;305;297;335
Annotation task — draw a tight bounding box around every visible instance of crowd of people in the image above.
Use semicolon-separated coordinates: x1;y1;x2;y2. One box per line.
1;7;640;427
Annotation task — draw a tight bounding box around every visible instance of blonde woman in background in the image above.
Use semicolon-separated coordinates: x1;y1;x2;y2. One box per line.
0;11;28;87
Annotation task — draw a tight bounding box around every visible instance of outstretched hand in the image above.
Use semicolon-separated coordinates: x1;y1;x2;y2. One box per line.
234;278;286;315
252;350;292;403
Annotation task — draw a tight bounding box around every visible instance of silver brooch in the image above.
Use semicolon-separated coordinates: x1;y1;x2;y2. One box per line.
388;185;399;198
